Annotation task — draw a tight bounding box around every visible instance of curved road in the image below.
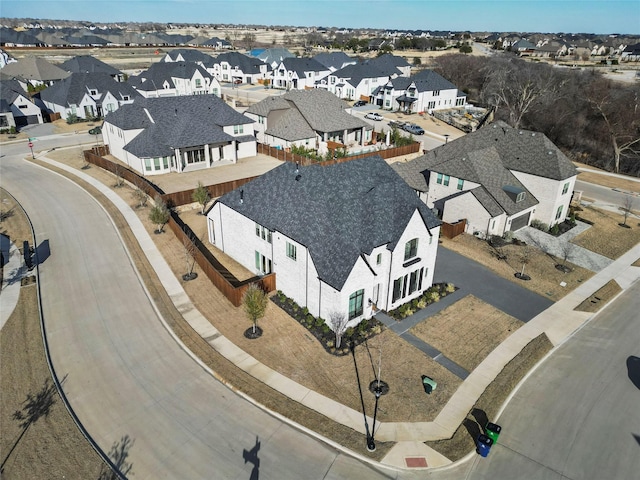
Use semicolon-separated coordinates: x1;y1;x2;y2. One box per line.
1;141;406;479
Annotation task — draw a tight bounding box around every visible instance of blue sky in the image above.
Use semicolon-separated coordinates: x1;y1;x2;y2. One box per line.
2;1;638;35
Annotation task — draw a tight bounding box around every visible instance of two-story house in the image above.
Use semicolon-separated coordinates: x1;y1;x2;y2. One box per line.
59;55;125;81
102;94;256;175
365;53;412;78
312;52;357;73
0;56;70;91
244;88;371;153
0;77;43;127
372;69;466;113
207;156;442;326
272;57;330;91
318;63;390;102
39;72;139;120
162;48;215;66
392;121;578;237
209;51;271;85
127;61;221;97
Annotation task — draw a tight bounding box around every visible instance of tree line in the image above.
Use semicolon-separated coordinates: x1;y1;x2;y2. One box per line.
431;53;640;175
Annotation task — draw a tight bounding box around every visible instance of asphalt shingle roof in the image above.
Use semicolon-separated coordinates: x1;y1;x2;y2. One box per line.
104;94;254;158
213;51;268;74
313;52;357;70
127;61;212;91
59;55;121;76
279;57;328;77
330;63;388;88
39;72;139;108
217;156;441;290
0;56;70;82
163;48;214;65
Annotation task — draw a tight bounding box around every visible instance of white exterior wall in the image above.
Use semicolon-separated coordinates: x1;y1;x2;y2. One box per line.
512;171;576;226
426;173;481;209
442;193;506;238
103;122;148;174
418;88;461;113
236;140;257;158
12;94;42;123
385;210;439;311
101;91;120;114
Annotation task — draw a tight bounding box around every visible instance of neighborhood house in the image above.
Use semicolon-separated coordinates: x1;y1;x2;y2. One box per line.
207;157;442;328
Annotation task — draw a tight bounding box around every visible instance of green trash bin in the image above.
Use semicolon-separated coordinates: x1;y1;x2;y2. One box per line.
486;422;501;443
421;375;437;394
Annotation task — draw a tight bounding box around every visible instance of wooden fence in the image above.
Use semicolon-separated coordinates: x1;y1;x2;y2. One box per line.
256;141;421;167
441;219;467;239
83;150;276;306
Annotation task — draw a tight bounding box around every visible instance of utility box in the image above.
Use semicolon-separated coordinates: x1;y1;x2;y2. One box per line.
486;422;502;443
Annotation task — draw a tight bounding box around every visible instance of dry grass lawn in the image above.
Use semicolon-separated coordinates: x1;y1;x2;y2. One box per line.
574;279;623;313
572;205;640;259
440;234;594;301
1;192;105;479
410;295;523;372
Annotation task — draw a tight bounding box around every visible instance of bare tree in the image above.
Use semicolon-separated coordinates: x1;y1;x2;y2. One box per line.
517;245;532;279
620;195;635;228
557;241;575;272
329;310;349;349
585;78;640;173
113;164;125;188
192;181;211;215
182;230;199;281
131;177;149;209
242;283;268;336
149;195;170;234
243;32;256;51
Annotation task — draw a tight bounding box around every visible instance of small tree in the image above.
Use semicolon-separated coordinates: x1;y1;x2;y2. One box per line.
517;245;532;279
113;164;125;188
557;241;575;272
620;195;634;228
192;181;211;215
459;44;473;54
182;230;199;281
149;196;170;234
329;310;349;349
132;177;149;208
242;283;268;336
413;56;422;66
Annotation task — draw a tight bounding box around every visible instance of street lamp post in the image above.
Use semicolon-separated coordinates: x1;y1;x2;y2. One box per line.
444;134;450;144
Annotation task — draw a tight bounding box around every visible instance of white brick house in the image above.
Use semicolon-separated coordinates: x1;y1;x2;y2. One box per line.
207;157;441;327
272;57;330;91
392;121;577;237
103;94;256;175
128;61;221;97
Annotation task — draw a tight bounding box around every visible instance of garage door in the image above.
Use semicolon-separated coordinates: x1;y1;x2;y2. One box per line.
510;211;531;231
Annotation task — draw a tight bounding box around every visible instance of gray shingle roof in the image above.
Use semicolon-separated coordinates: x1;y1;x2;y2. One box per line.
279;57;328;77
245;95;290;117
127;61;212;91
0;78;28;108
313;52;357;70
330;63;388;88
217;156;441;290
213;51;268;74
104;94;254;158
163;48;214;64
59;55;121;76
366;54;409;76
264;107;316;141
411;69;458;92
39;72;139;108
0;56;70;82
254;48;295;65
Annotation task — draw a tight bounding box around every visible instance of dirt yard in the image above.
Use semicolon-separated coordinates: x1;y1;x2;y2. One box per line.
409;295;524;372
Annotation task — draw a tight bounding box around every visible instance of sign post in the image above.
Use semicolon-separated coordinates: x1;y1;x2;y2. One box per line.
28;141;34;159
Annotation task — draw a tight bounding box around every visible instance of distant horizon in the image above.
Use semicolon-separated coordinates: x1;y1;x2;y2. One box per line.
2;1;639;36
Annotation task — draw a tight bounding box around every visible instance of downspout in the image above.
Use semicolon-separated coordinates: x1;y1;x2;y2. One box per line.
305;248;309;308
385;249;393;311
218;204;224;251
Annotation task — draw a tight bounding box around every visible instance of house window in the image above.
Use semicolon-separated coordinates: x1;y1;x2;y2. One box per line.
195;78;202;88
555;205;563;220
89;89;97;95
234;124;244;134
376;253;382;265
255;224;272;243
392;267;424;303
186;148;206;164
255;251;272;274
144;158;152;172
154;157;161;170
348;289;364;320
457;179;464;190
516;191;526;203
163;157;169;169
433;90;440;96
258;116;265;124
404;238;418;261
436;173;443;184
122;95;130;101
409;270;419;294
392;277;404;303
562;182;569;195
443;175;450;186
428;101;436;109
286;241;297;260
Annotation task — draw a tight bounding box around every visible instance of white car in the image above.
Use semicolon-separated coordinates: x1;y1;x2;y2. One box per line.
365;112;383;121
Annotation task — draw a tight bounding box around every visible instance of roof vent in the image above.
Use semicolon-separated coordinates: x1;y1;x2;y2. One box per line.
240;189;244;204
518;131;523;135
531;132;536;136
295;174;301;181
295;162;299;174
548;151;553;155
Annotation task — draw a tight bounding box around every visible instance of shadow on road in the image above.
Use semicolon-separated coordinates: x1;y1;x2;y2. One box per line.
242;436;261;480
35;239;50;265
627;356;640;390
99;434;135;480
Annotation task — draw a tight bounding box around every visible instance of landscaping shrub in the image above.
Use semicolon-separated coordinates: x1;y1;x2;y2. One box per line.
530;219;549;232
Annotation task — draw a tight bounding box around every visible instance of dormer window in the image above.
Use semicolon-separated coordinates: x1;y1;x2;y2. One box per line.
89;89;98;95
503;185;526;203
516;192;526;202
122;95;130;101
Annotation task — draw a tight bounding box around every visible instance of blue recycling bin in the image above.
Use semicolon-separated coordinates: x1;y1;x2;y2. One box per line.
477;434;493;457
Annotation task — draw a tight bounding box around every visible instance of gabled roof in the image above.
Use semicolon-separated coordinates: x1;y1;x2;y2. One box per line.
0;56;70;82
104;95;254;157
59;55;121;76
411;69;458;92
247;89;369;139
163;48;214;64
313;52;357;70
128;61;212;91
330;63;388;88
213;51;268;74
254;48;295;65
0;78;29;111
217;156;441;290
0;27;43;46
366;54;410;76
40;72;139;107
278;57;328;76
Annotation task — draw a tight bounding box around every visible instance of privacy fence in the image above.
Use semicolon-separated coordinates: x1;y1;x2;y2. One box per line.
83;148;275;306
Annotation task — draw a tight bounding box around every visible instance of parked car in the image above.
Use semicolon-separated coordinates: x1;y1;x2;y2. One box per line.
353;100;367;107
403;123;425;135
365;112;383;121
389;120;406;129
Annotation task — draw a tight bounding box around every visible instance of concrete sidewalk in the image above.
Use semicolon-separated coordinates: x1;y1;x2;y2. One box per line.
29;155;640;471
0;234;28;331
